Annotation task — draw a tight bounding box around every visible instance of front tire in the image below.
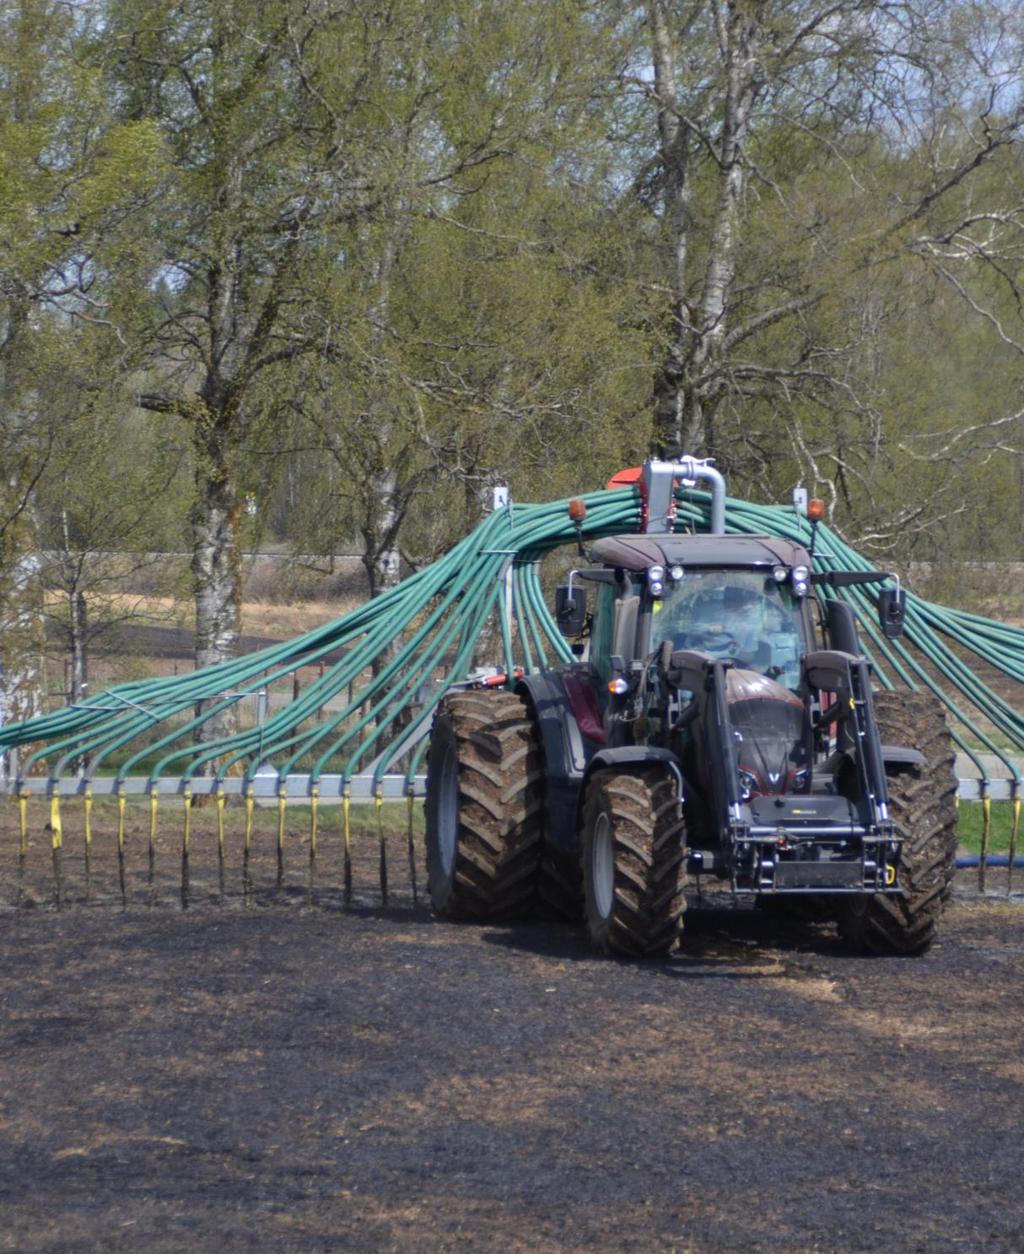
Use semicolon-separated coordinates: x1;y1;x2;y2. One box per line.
581;767;687;957
837;690;958;955
425;689;544;919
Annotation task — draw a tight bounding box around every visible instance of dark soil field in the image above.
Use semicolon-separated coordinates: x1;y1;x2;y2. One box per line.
1;813;1023;1253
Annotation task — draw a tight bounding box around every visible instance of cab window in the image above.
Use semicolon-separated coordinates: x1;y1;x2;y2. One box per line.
650;570;808;690
588;584;615;683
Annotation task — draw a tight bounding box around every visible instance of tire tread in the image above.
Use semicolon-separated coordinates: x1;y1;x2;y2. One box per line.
582;767;687;957
425;689;544;919
838;690;958;955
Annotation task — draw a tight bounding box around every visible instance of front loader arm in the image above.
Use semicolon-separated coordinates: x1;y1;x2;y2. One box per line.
664;649;744;828
804;650;890;825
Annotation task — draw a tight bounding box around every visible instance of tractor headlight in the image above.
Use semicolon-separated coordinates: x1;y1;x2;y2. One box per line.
669;564;684;581
773;565;788;583
647;564;666;598
791;564;810;597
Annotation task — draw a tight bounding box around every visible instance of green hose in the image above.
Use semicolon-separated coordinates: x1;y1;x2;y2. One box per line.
0;483;1018;805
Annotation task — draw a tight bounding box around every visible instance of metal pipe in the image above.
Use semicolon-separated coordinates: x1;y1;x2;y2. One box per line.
676;457;727;535
643;456;727;535
955;856;1024;869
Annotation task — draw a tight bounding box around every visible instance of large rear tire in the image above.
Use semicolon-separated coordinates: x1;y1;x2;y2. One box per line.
581;767;687;957
425;689;544;919
837;690;958;955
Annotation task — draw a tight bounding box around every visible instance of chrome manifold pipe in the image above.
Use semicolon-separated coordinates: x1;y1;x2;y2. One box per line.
642;456;727;535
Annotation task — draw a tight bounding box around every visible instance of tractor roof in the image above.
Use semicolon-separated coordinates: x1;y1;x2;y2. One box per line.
590;533;811;572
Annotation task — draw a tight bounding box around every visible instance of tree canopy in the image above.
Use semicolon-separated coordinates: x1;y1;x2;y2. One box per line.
1;0;1022;696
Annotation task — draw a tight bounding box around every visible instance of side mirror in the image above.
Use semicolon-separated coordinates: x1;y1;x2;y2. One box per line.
555;584;587;637
877;587;906;639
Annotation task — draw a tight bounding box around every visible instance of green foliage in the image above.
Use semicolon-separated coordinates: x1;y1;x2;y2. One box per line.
0;0;1021;638
957;803;1018;855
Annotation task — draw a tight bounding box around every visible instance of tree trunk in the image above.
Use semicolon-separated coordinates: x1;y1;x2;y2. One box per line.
58;508;89;706
0;289;44;766
191;410;242;749
648;0;691;457
0;550;43;785
68;589;87;705
647;1;761;460
360;213;405;604
360;469;402;599
683;8;756;457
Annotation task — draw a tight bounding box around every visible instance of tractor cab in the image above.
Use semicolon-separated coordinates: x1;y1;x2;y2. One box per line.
572;532;824;854
582;532;815;692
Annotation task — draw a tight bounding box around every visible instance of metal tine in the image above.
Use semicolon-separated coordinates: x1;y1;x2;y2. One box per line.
217;792;226;901
343;790;352;906
49;795;63;910
242;786;254;905
308;787;319;906
116;792;127;908
276;787;286;890
149;789;158;904
83;788;93;902
376;792;388;906
406;792;418;907
181;788;192;910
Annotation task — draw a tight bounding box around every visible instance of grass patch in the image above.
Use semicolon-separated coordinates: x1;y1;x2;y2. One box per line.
956;801;1020;854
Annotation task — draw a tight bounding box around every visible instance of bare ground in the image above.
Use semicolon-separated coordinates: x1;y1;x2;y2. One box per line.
18;574;1024;1250
1;809;1023;1254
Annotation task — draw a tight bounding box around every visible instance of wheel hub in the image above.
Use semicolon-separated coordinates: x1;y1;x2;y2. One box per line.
437;740;459;876
592;811;614;920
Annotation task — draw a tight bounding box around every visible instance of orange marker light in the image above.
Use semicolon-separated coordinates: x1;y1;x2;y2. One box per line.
807;498;827;522
568;498;587;523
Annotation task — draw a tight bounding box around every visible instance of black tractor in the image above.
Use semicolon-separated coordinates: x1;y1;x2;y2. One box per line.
425;458;958;957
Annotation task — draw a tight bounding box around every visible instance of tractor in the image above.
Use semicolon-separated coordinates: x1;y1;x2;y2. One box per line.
424;457;958;957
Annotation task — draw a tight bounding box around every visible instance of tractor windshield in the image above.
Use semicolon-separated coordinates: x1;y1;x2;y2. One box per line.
650;570;808;691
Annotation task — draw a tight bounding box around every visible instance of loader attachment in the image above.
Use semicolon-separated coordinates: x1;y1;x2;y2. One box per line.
668;648;900;896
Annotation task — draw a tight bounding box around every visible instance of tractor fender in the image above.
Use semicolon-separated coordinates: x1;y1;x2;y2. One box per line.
583;746;685;799
516;671;595;851
516;675;687;853
584;745;681;776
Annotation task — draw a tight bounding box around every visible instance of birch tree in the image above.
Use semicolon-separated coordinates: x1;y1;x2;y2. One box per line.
638;0;1024;478
0;0;161;732
97;0;531;751
267;0;641;580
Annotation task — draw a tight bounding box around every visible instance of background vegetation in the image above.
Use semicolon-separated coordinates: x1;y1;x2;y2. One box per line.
1;0;1022;705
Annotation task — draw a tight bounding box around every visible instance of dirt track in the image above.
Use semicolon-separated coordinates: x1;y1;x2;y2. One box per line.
1;875;1023;1253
